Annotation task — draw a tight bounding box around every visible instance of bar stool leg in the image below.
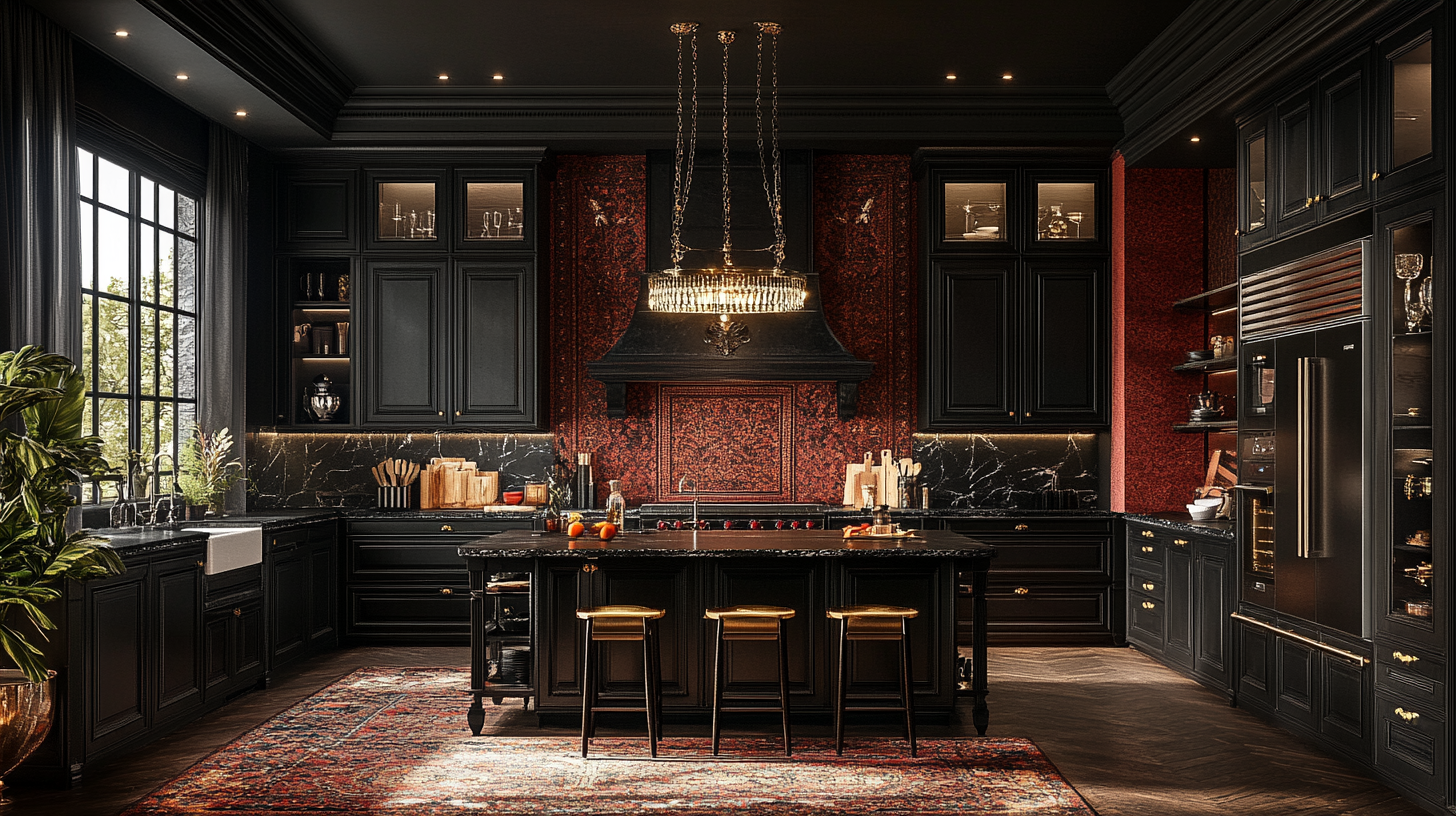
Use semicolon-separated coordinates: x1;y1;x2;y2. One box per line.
580;619;595;757
777;617;792;756
711;617;725;755
642;619;658;758
835;618;848;756
900;619;916;757
651;619;664;739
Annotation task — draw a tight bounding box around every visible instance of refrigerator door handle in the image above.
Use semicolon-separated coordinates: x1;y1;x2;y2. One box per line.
1296;357;1325;558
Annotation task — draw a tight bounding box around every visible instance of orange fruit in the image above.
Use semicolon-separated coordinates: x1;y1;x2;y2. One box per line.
598;522;618;541
567;521;586;538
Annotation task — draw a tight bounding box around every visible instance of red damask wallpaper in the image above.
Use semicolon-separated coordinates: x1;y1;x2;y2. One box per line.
548;155;916;505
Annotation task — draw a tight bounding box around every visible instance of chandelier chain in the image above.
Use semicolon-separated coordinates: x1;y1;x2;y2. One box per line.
719;30;734;266
754;22;786;268
669;23;698;268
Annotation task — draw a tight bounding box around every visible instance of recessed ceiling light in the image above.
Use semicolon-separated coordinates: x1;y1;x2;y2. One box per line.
945;73;957;81
235;110;247;117
438;74;449;81
1190;136;1201;142
114;30;129;37
175;73;189;80
1001;72;1014;80
493;73;504;81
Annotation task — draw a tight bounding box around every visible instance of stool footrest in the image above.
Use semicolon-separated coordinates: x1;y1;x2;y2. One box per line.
842;705;912;712
718;706;791;713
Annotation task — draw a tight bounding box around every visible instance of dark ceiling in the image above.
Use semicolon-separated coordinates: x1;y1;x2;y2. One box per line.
267;0;1193;90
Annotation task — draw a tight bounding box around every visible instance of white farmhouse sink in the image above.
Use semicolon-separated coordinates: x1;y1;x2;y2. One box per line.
183;526;264;575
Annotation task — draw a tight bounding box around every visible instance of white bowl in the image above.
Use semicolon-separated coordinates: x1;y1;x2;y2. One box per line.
1192;497;1222;508
1186;503;1217;521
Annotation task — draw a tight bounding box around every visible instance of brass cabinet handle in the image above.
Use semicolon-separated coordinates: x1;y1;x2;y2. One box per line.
582;563;598;573
196;560;205;568
1014;587;1029;596
1142;582;1156;591
455;410;461;416
439;587;453;595
233;607;242;617
1395;707;1420;723
1141;530;1155;539
1305;196;1313;207
1234;229;1242;237
1392;651;1420;664
1014;523;1029;531
1142;601;1155;610
1173;538;1188;547
438;411;445;416
1313;194;1323;203
1371;171;1382;181
1008;411;1016;417
441;524;454;532
1141;545;1155;553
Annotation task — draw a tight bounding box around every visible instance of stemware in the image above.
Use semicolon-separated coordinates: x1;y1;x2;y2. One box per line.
1418;276;1433;330
1395;253;1425;332
1067;211;1084;238
962;201;975;238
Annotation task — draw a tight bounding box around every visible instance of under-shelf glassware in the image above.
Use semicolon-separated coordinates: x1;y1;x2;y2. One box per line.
1391;39;1433;169
1034;182;1095;240
377;182;437;241
1395;253;1426;331
1388;221;1434;627
1246;134;1267;231
465;182;526;241
942;182;1005;242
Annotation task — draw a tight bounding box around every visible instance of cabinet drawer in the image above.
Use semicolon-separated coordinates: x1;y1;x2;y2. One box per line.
1129;569;1164;601
348;538;471;580
982;537;1110;579
1375;662;1446;711
1129;593;1164;647
983;585;1111;643
347;519;533;536
1374;691;1447;798
943;518;1113;536
1130;538;1164;568
346;585;470;637
1375;642;1445;690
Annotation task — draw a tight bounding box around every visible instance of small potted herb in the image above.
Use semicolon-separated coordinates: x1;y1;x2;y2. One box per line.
176;425;243;518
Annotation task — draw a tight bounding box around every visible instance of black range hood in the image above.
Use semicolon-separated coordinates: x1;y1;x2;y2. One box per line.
587;151;873;420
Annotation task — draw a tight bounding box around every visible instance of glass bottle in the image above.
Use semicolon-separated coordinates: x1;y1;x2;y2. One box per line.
605;480;626;528
1038;204;1071;240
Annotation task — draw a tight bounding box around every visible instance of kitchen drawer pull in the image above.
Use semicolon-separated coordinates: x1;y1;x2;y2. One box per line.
233;608;242;617
1142;581;1156;591
1141;545;1155;553
439;587;454;595
1371;171;1382;181
196;560;205;568
455;411;462;416
1013;587;1029;596
1230;612;1369;665
1395;707;1420;723
1392;651;1420;664
1014;523;1029;531
1141;530;1155;539
582;563;598;573
1141;601;1155;610
441;524;454;532
1173;538;1188;547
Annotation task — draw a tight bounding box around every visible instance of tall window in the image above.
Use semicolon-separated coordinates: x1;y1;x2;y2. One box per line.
77;147;199;503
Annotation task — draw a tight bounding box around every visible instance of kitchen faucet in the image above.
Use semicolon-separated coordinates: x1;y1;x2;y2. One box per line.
678;475;698;529
144;452;176;525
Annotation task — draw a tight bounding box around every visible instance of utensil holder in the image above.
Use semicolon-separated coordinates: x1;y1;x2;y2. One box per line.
377;484;415;510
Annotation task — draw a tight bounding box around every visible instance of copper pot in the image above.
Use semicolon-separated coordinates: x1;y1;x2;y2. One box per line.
0;670;56;805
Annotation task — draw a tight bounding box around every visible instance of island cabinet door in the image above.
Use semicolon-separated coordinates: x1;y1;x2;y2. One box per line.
592;559;701;709
834;560;956;709
706;560;828;708
538;561;595;707
84;565;150;753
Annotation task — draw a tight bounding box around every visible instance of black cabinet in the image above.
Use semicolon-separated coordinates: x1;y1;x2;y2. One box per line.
1270;52;1372;235
344;518;531;643
1126;520;1235;696
203;599;264;701
921;259;1107;429
267;523;338;675
276;168;358;252
359;259;539;428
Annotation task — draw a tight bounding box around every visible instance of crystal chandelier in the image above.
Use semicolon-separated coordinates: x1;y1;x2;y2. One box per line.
646;21;808;316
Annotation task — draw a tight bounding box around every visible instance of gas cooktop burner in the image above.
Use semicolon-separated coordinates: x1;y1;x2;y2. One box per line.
638;503;831;531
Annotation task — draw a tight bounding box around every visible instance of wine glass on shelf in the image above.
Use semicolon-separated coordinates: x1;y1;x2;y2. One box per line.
1419;276;1433;331
962;201;975;239
492;210;503;239
1395;253;1426;333
1067;211;1084;238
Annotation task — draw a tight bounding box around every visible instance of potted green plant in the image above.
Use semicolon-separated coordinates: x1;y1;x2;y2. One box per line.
176;425;243;518
0;346;126;802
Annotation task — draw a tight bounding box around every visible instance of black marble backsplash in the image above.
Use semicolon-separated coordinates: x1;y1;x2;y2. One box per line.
246;432;555;509
914;433;1100;510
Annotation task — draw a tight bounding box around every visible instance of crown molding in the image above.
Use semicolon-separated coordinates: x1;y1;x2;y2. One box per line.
136;0;354;138
328;86;1123;148
1109;0;1411;165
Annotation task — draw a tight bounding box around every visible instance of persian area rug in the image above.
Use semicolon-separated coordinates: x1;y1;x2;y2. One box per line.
123;667;1096;816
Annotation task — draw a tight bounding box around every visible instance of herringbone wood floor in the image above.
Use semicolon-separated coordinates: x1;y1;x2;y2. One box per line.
11;646;1434;815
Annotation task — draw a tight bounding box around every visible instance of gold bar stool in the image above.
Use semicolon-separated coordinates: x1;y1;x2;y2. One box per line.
704;605;796;756
577;604;667;758
826;604;919;757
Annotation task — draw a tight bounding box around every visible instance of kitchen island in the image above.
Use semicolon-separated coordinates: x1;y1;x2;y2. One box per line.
458;528;996;736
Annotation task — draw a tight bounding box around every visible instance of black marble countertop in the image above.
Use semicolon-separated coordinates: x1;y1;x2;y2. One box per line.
458;528;998;559
1124;512;1235;540
90;527;209;555
825;508;1116;518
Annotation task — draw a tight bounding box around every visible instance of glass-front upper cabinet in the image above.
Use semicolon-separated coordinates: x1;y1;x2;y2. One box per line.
1237;113;1271;248
928;170;1016;253
1376;12;1443;193
453;170;535;251
1378;189;1443;646
367;169;447;249
1026;170;1105;250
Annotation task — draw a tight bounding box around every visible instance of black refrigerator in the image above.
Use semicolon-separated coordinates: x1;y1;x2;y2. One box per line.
1239;320;1370;638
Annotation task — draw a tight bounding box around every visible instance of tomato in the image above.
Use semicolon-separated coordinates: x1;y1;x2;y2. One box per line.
567;521;586;538
598;522;618;541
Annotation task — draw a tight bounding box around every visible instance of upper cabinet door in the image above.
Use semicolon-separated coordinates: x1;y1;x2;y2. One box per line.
1238;113;1272;251
1374;10;1444;197
1272;90;1319;236
1318;53;1372;219
928;169;1018;254
1026;170;1108;251
276;169;358;252
920;259;1018;428
453;260;539;428
1022;260;1108;426
360;260;447;423
366;169;449;250
452;170;536;253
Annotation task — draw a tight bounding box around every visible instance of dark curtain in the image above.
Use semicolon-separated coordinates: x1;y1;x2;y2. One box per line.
201;122;249;512
0;0;79;359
